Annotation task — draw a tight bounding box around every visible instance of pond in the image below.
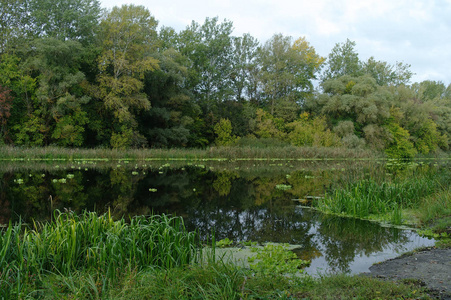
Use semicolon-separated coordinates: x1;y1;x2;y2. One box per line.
0;159;437;275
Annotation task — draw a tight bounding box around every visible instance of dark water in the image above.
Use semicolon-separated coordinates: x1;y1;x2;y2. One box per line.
0;160;436;274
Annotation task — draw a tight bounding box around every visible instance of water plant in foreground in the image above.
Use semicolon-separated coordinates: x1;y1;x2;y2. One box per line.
0;211;200;299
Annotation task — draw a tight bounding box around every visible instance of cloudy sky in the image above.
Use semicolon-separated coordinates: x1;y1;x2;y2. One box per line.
99;0;451;84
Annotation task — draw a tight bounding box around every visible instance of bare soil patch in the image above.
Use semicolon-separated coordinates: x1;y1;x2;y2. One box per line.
363;247;451;299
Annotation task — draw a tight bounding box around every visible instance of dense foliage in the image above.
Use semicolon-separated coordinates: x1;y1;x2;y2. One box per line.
1;1;450;157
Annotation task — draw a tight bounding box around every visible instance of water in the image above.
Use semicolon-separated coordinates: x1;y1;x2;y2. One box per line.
0;159;437;274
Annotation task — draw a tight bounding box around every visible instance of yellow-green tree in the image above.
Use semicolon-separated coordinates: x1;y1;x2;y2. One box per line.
214;118;238;146
95;5;159;148
287;112;341;147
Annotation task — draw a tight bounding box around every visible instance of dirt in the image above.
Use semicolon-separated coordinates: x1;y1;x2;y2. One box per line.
363;247;451;299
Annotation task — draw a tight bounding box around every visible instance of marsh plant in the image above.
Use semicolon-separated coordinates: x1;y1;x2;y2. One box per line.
316;166;451;224
0;211;200;299
248;243;310;276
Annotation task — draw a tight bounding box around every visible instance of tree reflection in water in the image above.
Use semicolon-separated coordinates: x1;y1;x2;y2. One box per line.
1;164;435;274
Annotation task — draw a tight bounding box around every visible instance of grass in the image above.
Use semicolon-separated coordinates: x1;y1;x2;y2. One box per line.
36;263;433;299
315;166;451;225
0;211;200;299
0;145;379;161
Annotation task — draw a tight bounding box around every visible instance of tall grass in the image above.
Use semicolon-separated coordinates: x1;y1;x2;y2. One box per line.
315;167;451;224
0;211;199;299
0;145;379;161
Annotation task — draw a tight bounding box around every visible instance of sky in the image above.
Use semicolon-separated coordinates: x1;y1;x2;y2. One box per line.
99;0;451;84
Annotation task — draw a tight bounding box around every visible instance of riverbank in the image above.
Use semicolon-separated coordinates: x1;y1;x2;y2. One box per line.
364;246;451;299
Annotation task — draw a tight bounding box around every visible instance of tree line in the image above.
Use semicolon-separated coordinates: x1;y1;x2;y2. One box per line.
1;0;451;157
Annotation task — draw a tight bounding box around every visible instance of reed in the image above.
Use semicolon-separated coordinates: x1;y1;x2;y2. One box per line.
0;145;380;161
316;168;451;223
0;211;200;299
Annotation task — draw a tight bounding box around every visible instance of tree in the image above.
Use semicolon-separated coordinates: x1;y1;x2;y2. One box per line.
287;112;341;147
411;80;447;102
140;46;201;148
214;118;238;146
0;53;36;139
92;5;160;148
321;39;362;82
362;57;412;86
309;75;393;148
29;0;102;44
258;34;324;120
385;108;417;159
0;85;13;142
178;17;235;110
230;33;260;101
16;38;89;146
0;0;32;53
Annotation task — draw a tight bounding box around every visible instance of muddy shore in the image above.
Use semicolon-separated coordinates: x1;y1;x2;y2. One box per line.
363;247;451;299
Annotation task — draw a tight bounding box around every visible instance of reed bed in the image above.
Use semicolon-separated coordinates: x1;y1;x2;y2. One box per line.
315;168;451;224
0;211;199;299
0;145;379;161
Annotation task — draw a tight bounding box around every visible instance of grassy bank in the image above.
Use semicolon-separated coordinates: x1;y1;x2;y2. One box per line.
0;211;432;299
0;145;380;161
314;164;451;246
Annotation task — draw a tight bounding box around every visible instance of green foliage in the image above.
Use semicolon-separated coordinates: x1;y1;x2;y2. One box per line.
110;127;134;150
0;4;446;153
178;17;235;108
322;39;362;82
258;34;324;116
51;111;89;147
29;0;102;44
215;238;233;248
385;121;417;159
253;108;286;139
214;118;239;146
413;118;446;154
13;114;46;146
248;243;309;276
287;112;341;147
0;211;199;298
316;167;450;223
94;4;159;144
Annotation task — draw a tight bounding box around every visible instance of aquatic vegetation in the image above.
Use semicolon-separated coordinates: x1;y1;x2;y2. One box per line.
248;243;309;276
316;167;451;223
216;237;233;248
0;211;199;299
275;184;292;190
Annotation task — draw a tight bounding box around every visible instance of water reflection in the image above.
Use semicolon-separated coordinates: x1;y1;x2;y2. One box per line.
0;163;436;274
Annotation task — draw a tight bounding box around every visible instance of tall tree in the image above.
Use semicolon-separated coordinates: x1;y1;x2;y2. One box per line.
0;0;31;53
321;39;362;82
91;5;159;148
362;57;412;86
258;34;324;121
15;38;89;146
178;17;235;110
29;0;102;44
230;33;260;101
0;85;13;142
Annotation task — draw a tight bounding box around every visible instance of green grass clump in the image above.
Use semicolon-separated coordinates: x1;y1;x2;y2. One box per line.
0;211;199;299
316;168;451;224
40;264;431;299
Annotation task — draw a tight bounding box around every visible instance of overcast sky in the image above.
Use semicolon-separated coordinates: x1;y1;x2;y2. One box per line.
99;0;451;84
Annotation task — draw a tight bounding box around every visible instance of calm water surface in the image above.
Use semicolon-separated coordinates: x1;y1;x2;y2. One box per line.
0;160;437;274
